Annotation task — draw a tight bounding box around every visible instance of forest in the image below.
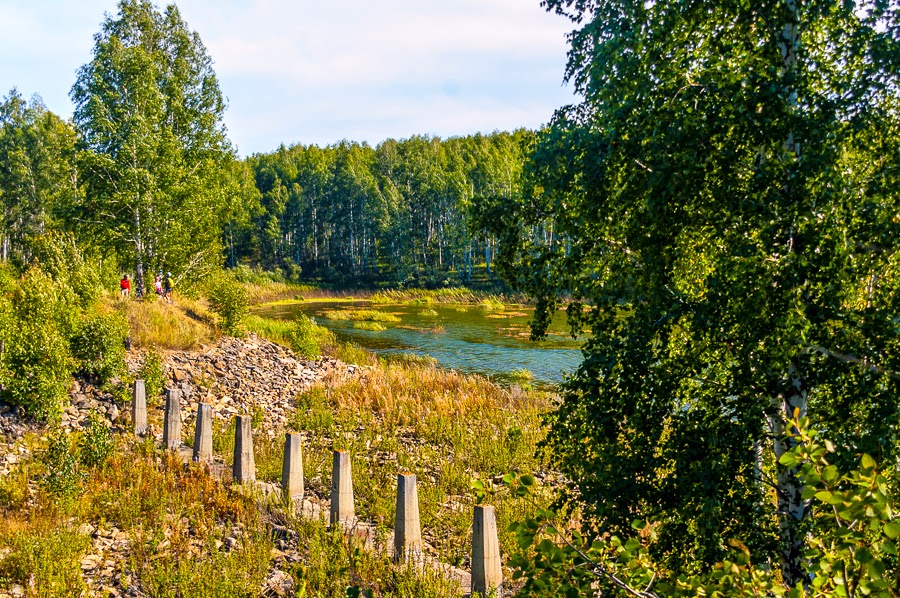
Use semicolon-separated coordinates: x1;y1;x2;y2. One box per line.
1;91;532;290
2;0;900;596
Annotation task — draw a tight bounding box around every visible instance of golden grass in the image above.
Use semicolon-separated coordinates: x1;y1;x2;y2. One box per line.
122;297;217;350
243;282;317;305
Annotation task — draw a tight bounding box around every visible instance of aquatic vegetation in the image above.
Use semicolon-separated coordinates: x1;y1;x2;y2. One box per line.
322;309;400;323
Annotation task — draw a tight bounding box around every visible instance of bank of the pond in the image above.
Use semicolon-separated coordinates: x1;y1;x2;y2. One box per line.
253;299;582;385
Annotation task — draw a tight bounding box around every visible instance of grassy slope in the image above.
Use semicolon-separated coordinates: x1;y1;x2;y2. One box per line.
0;288;554;596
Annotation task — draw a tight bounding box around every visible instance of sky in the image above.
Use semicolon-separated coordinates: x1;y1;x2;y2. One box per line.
0;0;580;156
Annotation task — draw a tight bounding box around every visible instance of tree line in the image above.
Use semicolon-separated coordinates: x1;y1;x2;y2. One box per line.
0;1;532;291
234;131;531;286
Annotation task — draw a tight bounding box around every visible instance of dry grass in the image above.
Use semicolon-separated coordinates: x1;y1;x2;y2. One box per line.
243;282;317;305
121;297;217;350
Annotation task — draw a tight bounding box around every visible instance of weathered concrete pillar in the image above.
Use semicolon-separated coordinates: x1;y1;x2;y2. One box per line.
162;388;181;450
132;379;147;435
282;433;304;501
192;403;213;463
394;472;422;561
472;504;503;597
233;415;255;483
330;450;354;525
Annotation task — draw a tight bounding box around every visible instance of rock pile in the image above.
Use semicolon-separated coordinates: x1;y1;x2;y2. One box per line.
158;333;362;436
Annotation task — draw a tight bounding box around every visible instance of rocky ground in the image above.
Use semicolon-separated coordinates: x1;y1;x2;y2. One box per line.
0;333;372;598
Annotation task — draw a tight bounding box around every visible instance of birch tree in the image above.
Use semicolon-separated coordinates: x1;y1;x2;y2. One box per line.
486;0;900;585
71;0;232;292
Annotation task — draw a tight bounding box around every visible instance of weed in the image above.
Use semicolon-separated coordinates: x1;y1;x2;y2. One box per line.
354;321;387;331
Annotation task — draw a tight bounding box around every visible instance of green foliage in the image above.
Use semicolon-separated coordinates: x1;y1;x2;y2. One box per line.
236;131;533;286
0;90;79;266
71;0;234;292
29;232;100;308
77;411;115;470
504;420;900;597
205;270;249;335
1;270;75;420
289;314;324;359
486;0;900;581
41;430;83;497
70;309;127;382
0;526;90;595
138;348;165;406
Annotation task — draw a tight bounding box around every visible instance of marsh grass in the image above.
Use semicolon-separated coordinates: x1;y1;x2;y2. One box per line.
354;321;387;331
322;309;400;323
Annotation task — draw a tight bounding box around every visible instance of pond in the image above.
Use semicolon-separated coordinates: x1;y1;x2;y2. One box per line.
254;300;583;385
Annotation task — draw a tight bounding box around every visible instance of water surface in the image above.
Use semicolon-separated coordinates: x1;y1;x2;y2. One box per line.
254;300;583;385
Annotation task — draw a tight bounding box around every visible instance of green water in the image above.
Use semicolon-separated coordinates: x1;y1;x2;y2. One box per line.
254;300;583;385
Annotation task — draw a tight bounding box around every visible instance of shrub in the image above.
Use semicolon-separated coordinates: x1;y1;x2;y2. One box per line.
29;232;100;308
41;431;83;497
2;320;73;421
288;315;322;359
78;411;115;470
206;271;249;335
70;309;128;382
0;526;89;595
0;268;79;420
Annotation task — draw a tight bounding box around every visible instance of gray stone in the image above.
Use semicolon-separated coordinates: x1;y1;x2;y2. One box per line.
192;403;213;463
330;450;354;526
472;504;502;597
233;415;255;483
162;388;182;450
132;379;147;435
394;473;422;561
282;432;304;501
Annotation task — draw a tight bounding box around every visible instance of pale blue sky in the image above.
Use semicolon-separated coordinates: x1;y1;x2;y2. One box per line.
0;0;579;156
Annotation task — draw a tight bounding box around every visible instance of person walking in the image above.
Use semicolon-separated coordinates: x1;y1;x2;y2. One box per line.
154;274;163;297
119;274;131;299
164;272;174;303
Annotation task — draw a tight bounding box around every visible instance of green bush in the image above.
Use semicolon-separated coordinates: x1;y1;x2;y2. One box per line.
70;310;127;383
29;232;100;308
138;348;165;406
41;431;83;497
206;271;249;335
0;526;89;595
2;320;73;421
0;269;79;420
288;315;322;359
78;411;114;470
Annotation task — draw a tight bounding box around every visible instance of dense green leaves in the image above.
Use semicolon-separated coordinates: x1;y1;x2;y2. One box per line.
70;0;234;292
488;0;900;582
238;132;533;286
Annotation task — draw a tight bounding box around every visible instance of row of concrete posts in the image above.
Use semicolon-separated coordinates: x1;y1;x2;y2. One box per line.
133;381;503;595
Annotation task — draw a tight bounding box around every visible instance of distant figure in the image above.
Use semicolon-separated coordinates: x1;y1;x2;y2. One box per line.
119;274;131;299
164;272;174;303
154;274;163;297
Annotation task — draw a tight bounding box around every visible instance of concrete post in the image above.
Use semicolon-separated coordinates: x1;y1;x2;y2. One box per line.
394;472;422;561
233;415;255;483
472;504;503;597
282;433;304;501
162;388;181;450
132;379;147;435
192;403;213;463
330;450;354;525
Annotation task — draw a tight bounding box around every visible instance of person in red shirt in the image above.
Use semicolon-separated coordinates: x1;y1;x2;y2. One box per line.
120;274;131;299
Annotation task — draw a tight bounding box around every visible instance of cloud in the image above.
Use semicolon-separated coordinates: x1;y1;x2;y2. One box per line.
0;0;580;154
